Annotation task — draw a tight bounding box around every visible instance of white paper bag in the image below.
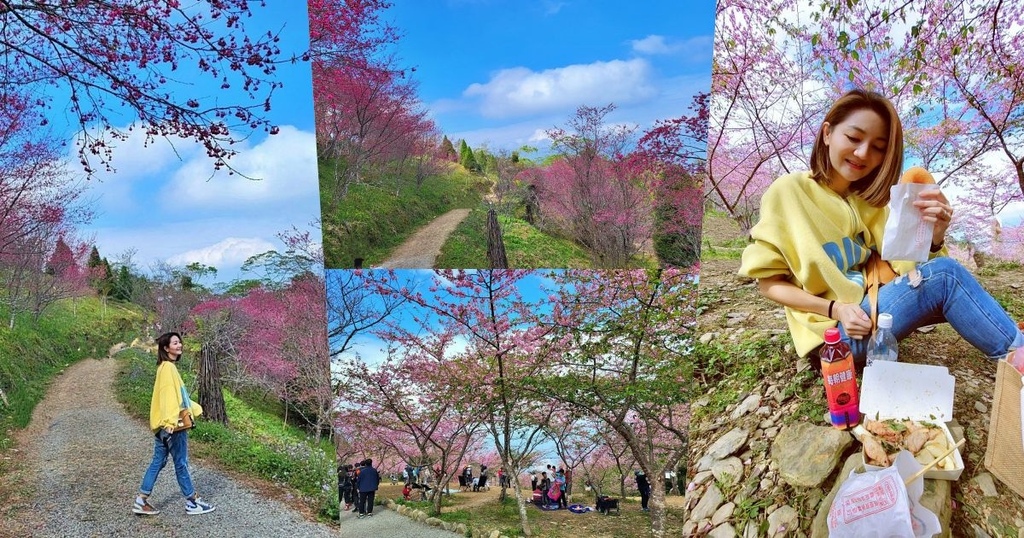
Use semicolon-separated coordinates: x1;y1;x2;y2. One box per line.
881;183;938;262
828;451;941;537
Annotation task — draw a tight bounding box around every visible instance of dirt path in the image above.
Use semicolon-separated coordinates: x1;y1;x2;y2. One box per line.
0;357;336;538
379;208;471;268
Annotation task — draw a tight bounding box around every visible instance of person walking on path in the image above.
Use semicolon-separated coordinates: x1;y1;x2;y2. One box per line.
131;331;215;516
634;470;651;512
356;458;381;519
339;463;356;511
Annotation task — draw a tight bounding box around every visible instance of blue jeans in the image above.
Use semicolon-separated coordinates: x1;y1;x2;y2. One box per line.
838;257;1024;361
140;430;195;498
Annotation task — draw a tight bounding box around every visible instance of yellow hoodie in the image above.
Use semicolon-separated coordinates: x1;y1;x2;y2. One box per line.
150;360;203;432
738;172;934;357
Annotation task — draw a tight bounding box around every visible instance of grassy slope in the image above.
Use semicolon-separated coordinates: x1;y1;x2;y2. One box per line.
436;209;595;268
320;160;485;268
0;297;142;436
0;297;143;512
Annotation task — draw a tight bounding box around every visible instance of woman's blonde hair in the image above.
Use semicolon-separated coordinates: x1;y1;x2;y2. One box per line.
809;89;903;207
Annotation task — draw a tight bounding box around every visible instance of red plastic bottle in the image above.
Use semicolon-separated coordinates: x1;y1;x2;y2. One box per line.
820;328;860;429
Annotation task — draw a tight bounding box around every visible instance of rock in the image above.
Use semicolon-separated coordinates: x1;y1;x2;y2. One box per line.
457;524;468;535
742;520;760;538
688;483;724;523
489;531;500;538
708;523;738;538
973;473;999;497
426;517;443;527
711;502;735;526
975;401;988;413
811;453;861;538
692;470;714;487
683;520;698;536
767;505;799;536
711;457;745;487
700;333;715;345
972;524;992;538
697;428;750;471
730;393;761;420
108;342;127;357
755;406;773;416
771;422;853;488
759;418;775;429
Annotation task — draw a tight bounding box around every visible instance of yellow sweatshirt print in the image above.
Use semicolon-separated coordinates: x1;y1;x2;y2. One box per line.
150;360;203;432
738;172;925;357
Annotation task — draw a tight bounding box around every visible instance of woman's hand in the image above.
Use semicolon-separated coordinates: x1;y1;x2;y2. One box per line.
835;302;872;339
913;189;953;246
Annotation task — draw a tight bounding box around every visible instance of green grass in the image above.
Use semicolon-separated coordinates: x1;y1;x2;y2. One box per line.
436;209;595;268
0;297;142;434
114;347;339;520
0;296;143;512
320;159;485;267
700;236;749;261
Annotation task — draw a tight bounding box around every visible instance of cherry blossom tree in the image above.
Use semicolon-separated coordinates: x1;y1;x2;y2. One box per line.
336;343;486;515
539;105;654;267
371;269;559;536
716;0;1024;253
1;0;292;174
541;268;695;538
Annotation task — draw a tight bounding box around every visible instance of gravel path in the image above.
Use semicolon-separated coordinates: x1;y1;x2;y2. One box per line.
1;357;337;538
339;505;455;537
379;208;471;268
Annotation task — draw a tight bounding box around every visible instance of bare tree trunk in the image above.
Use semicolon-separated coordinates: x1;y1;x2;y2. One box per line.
511;477;532;537
197;343;228;425
487;208;508;269
649;486;667;538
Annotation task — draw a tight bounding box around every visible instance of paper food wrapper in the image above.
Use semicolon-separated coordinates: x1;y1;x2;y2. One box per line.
881;183;938;262
828;451;941;537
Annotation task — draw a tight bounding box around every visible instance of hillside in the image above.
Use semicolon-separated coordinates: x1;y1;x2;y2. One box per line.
688;211;1024;536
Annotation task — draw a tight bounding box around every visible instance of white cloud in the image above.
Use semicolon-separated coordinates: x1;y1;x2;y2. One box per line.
162;125;318;208
632;35;714;58
542;1;566;15
528;129;551;143
463;59;656;119
167;237;276;268
632;35;677;54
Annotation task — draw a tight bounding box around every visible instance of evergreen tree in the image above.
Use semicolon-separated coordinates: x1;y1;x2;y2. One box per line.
440;135;457;162
459;139;479;172
97;258;115;298
112;265;133;302
87;246;102;270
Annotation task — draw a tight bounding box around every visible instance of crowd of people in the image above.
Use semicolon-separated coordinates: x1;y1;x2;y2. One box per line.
529;464;570;509
337;459;381;519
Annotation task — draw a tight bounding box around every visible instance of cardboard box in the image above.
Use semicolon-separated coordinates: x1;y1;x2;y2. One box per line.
858;361;964;480
983;358;1024;497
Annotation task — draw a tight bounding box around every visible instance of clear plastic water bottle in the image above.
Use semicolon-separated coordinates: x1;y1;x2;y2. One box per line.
866;313;898;367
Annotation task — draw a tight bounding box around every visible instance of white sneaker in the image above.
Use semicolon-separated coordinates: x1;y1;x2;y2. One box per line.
185;496;216;515
132;496;160;515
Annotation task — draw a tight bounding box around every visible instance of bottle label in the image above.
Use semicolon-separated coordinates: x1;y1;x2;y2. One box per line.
821;344;859;429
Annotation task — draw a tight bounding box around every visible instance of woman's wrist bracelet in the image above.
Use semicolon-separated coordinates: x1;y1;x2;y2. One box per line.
827;300;836;319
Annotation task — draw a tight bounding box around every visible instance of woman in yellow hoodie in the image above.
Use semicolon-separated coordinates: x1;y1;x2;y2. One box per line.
739;89;1024;366
132;332;215;516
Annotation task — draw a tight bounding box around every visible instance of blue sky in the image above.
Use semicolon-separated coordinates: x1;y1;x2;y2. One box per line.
386;0;716;153
49;4;319;283
332;269;558;366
